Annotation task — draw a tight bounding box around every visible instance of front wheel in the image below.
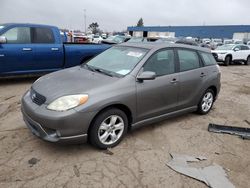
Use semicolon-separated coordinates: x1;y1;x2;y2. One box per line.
197;89;215;115
89;108;128;149
224;56;231;66
244;56;250;65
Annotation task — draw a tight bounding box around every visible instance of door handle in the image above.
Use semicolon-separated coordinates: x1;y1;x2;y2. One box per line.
200;72;206;77
22;48;32;51
51;48;59;51
0;54;5;57
171;78;178;84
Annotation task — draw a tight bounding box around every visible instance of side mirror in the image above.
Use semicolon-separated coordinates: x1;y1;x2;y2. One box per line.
137;71;156;81
234;48;240;51
0;36;7;44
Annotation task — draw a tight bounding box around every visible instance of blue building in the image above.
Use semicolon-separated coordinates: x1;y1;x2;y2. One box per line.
127;25;250;39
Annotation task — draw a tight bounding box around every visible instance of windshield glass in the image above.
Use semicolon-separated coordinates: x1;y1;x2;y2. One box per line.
85;46;148;76
216;44;234;50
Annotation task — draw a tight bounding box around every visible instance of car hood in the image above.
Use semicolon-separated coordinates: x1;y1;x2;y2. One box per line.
32;66;118;103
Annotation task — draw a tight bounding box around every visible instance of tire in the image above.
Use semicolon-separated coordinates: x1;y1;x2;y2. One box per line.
197;89;215;115
244;56;250;65
89;108;128;149
224;56;231;66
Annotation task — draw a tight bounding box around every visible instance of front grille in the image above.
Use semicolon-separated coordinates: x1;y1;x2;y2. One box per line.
30;88;46;105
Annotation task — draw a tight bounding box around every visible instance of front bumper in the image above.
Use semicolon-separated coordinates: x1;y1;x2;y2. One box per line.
212;53;226;62
21;90;96;144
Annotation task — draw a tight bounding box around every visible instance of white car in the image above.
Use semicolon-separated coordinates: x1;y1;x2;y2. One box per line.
92;35;103;44
212;44;250;66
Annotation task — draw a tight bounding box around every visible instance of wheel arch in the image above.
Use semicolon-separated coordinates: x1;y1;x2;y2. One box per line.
87;103;133;136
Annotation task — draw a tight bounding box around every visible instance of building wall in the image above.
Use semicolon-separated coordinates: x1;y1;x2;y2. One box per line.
127;25;250;39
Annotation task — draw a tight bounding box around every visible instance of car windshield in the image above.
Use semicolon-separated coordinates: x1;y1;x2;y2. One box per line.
84;46;148;77
216;45;234;50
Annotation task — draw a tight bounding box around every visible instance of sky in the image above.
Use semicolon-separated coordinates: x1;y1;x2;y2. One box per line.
1;0;250;32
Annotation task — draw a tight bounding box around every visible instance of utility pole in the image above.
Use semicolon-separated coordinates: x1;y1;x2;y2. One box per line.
84;9;87;34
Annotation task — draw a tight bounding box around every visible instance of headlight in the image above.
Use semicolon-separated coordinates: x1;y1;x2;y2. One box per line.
47;94;88;111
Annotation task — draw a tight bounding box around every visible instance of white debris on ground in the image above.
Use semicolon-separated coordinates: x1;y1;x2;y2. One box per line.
166;153;235;188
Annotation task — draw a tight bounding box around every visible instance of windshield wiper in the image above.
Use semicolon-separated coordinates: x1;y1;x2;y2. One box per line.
82;64;96;72
83;64;114;77
93;68;114;77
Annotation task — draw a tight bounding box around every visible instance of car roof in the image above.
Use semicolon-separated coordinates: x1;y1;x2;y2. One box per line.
1;23;58;29
118;42;211;53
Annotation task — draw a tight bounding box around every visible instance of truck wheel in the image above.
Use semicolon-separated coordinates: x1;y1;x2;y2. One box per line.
224;56;231;66
89;108;128;149
245;56;250;65
197;89;215;115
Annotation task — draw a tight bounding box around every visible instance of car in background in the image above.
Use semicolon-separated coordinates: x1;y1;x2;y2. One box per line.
202;38;211;44
92;35;103;44
126;37;146;43
223;39;233;45
101;35;131;44
233;39;244;44
175;39;199;46
0;23;110;77
22;43;221;149
212;44;250;66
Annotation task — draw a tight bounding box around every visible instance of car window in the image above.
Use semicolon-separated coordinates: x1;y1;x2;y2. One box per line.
200;52;217;66
1;27;31;44
32;27;55;43
234;45;241;50
240;45;249;50
143;49;175;76
178;49;200;72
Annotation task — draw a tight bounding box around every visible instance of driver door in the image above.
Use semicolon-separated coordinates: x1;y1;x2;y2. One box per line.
0;26;35;74
136;49;179;121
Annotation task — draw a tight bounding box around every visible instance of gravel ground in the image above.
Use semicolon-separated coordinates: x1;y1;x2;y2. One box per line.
0;65;249;188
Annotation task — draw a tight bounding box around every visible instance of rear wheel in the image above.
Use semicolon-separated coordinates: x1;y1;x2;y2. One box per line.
89;108;128;149
244;56;250;65
224;56;231;66
197;89;215;115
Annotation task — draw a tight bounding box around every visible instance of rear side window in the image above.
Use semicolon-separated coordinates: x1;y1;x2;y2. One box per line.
178;50;200;72
200;52;217;66
144;49;175;76
240;45;249;50
32;27;55;43
1;27;31;44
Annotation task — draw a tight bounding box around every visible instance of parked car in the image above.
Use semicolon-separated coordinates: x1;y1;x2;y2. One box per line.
233;39;244;44
92;35;103;44
223;39;233;45
175;39;199;46
101;35;130;44
0;23;110;76
212;44;250;66
22;43;221;149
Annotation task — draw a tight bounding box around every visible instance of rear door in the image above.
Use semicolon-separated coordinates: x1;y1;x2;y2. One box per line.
0;26;34;74
177;49;206;109
136;49;179;121
31;27;64;70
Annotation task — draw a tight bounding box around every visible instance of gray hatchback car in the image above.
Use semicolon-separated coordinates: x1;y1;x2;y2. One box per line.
22;43;221;149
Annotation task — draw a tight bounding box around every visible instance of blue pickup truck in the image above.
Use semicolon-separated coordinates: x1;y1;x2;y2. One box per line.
0;23;110;76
